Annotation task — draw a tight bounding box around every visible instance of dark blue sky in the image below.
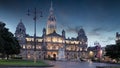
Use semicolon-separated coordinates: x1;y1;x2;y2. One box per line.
0;0;120;46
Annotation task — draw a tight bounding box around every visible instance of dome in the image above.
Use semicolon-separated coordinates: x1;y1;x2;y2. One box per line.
78;28;85;36
15;19;26;35
16;20;26;30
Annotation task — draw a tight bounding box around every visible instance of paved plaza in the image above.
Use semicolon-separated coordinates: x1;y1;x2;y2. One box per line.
6;61;120;68
46;61;120;68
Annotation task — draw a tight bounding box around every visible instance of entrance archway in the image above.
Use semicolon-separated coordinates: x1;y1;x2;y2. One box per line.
53;54;56;60
47;52;57;60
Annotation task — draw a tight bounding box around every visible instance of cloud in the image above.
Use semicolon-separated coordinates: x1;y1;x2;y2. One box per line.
92;27;104;32
58;22;82;34
107;37;115;40
66;26;81;33
89;27;118;36
89;27;103;36
102;37;115;43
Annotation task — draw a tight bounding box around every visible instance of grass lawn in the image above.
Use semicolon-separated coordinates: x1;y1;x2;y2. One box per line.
0;59;50;67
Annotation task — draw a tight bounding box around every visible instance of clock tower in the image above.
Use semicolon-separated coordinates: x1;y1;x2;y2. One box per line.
46;1;56;34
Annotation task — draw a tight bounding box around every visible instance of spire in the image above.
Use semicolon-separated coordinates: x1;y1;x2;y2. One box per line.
50;1;53;11
50;1;53;15
20;19;22;23
47;1;56;34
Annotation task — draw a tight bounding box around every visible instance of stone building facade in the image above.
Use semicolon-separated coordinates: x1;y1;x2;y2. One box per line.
15;2;88;60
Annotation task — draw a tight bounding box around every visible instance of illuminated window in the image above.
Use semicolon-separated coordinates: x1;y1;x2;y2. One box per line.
49;46;52;50
53;46;56;49
66;40;69;44
47;37;51;42
37;39;42;42
85;48;87;51
71;41;74;44
52;37;57;42
62;40;65;43
89;51;94;57
27;55;30;59
56;46;58;50
79;41;82;44
76;47;79;51
23;45;25;49
36;46;41;49
27;45;31;49
58;38;63;43
26;38;34;41
33;46;34;49
75;41;79;44
39;46;41;49
80;48;82;51
66;47;71;51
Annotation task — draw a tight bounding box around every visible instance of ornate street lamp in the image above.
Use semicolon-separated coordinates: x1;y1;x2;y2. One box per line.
27;8;42;63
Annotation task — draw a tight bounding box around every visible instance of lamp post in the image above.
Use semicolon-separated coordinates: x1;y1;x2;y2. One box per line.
27;8;42;63
78;42;81;61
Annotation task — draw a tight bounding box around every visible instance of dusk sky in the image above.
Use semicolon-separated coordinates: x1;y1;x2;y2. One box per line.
0;0;120;47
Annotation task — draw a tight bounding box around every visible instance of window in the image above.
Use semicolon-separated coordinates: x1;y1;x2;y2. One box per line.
23;45;25;49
